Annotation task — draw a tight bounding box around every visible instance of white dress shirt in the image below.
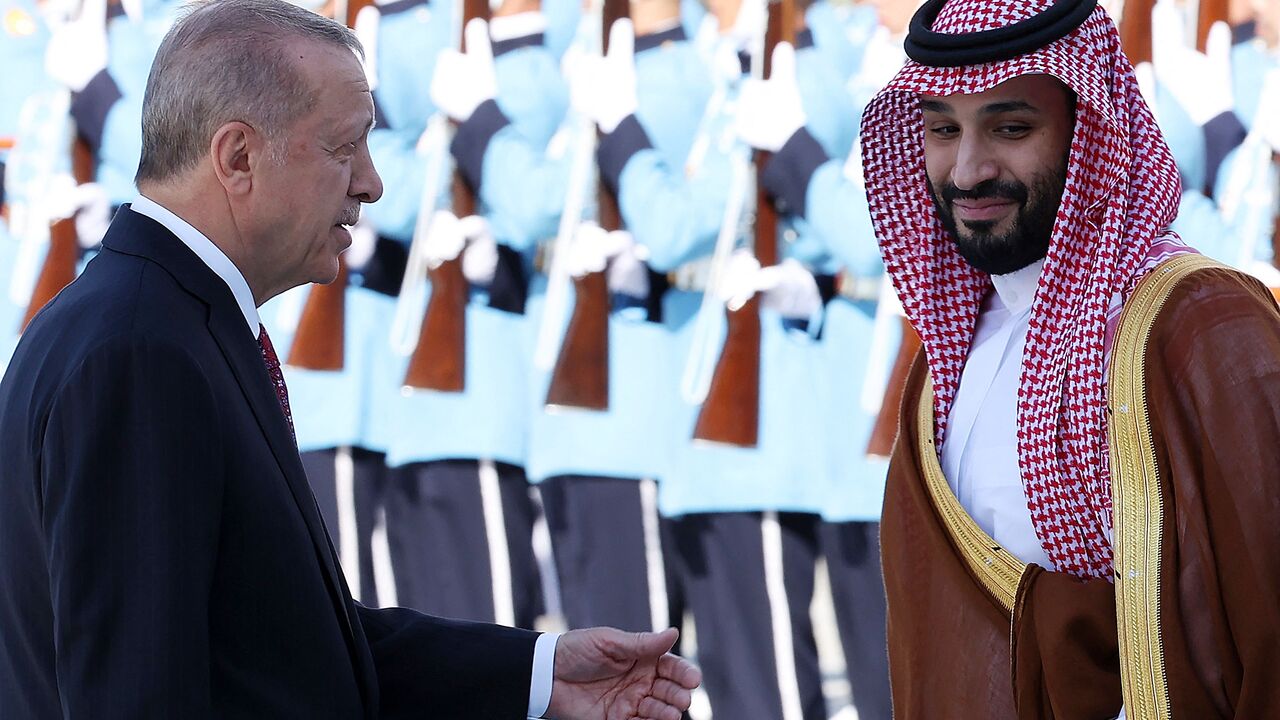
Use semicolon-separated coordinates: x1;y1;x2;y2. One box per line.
128;196;560;717
939;259;1055;570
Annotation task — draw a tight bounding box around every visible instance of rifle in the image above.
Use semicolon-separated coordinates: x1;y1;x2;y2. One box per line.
21;134;93;331
1118;0;1156;65
543;0;630;412
864;315;921;458
691;0;795;447
284;0;373;370
399;0;490;391
1195;0;1228;51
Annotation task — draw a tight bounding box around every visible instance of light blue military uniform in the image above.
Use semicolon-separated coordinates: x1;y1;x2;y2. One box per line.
747;21;897;718
71;0;182;208
591;25;856;720
0;0;58;367
372;10;567;627
516;24;712;634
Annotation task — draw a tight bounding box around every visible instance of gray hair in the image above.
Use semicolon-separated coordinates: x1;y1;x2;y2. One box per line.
135;0;363;184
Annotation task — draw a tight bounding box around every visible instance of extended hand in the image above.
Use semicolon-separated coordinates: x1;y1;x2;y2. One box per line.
546;627;701;720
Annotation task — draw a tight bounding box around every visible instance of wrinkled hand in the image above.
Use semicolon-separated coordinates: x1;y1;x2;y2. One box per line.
430;18;497;121
44;0;107;92
568;19;637;133
736;42;806;152
547;627;701;720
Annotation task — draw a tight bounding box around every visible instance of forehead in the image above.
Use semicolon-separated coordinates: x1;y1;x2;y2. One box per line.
919;74;1070;114
287;38;373;128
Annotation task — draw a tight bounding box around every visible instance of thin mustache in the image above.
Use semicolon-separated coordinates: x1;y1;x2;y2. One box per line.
942;181;1027;204
337;206;361;226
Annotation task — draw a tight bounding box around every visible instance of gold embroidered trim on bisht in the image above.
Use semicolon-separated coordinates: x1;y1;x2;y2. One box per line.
1108;253;1222;720
917;379;1029;612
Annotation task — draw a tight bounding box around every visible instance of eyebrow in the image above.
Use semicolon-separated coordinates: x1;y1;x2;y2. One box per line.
919;99;1040;115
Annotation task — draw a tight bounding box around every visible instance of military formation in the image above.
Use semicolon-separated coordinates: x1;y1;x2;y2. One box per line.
0;0;1276;717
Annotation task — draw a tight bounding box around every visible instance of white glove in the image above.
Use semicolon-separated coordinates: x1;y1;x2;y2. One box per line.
718;251;821;319
71;182;111;248
430;18;497;122
1151;4;1233;125
725;0;767;53
1256;69;1280;153
458;214;498;286
564;222;635;276
717;249;763;311
568;19;637;133
735;43;806;152
422;209;466;265
603;230;652;298
756;258;822;320
44;0;108;92
344;215;379;270
353;5;381;91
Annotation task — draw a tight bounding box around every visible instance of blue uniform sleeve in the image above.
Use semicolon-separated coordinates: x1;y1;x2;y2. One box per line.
600;115;730;271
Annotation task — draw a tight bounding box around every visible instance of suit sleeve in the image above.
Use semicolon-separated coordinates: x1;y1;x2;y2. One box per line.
356;604;539;719
40;336;224;718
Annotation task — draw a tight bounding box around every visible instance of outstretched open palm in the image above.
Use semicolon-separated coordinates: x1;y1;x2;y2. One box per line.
547;627;701;720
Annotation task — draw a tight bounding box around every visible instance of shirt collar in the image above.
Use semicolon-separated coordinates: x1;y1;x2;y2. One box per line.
989;258;1043;314
130;194;261;339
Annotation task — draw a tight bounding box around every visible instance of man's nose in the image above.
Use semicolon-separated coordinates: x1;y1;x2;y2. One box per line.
351;145;383;204
950;135;1000;191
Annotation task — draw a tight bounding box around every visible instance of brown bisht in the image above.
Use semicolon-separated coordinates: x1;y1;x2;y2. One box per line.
881;257;1280;719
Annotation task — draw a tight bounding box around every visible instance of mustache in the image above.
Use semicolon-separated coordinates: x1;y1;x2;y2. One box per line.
940;179;1028;205
337;206;361;226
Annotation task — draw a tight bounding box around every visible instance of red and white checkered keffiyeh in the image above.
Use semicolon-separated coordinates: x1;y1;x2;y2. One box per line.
861;0;1186;579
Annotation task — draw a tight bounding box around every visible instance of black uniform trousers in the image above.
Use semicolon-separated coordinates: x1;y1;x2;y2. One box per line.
383;459;543;629
672;511;826;720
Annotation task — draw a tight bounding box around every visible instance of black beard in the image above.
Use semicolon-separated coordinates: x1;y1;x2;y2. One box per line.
929;163;1067;276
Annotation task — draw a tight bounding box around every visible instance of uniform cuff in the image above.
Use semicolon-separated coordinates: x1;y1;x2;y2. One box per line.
451;98;512;191
527;632;560;718
761;127;829;218
597;114;653;196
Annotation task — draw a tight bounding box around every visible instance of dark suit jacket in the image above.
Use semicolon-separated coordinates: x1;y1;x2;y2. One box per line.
0;206;538;718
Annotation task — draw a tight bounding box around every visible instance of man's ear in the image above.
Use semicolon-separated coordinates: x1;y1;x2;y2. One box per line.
210;121;260;197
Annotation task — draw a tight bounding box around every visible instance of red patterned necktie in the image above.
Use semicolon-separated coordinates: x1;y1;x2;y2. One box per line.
257;324;297;444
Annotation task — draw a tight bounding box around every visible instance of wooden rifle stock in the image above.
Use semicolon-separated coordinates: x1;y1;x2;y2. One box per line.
1118;0;1155;65
544;1;630;411
286;256;348;370
22;135;94;331
281;0;370;370
401;0;489;391
692;0;793;447
864;318;922;458
1195;0;1228;51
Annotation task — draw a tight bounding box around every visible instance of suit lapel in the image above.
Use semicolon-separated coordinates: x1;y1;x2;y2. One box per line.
102;207;374;709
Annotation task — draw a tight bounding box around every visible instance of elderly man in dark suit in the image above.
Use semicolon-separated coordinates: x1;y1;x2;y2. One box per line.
0;0;700;717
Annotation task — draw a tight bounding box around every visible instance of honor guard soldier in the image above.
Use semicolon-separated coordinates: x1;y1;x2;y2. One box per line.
373;0;562;628
576;0;857;716
526;0;708;639
733;5;931;719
